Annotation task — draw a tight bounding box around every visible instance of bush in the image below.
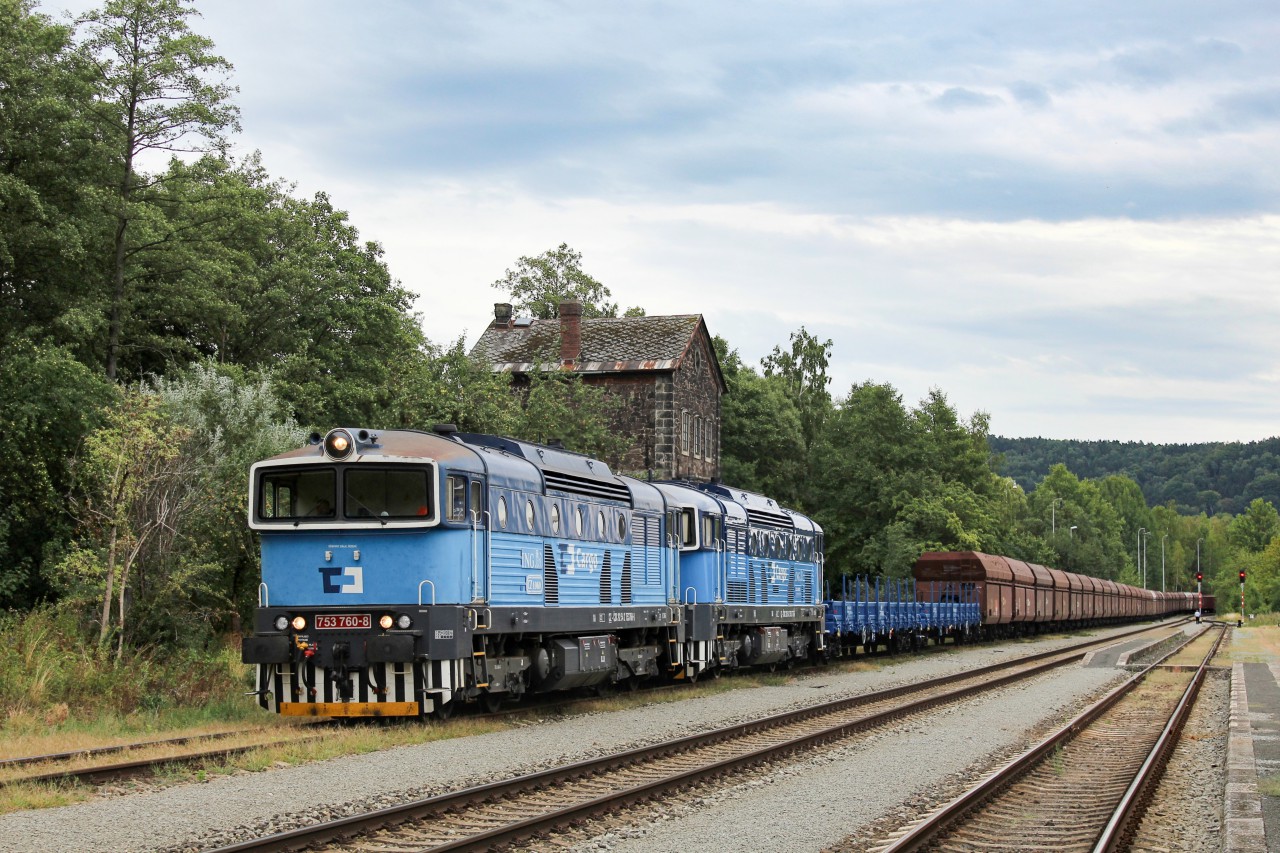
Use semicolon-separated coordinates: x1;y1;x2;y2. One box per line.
0;605;249;727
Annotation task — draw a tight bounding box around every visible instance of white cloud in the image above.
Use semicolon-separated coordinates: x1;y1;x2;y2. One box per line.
36;0;1280;443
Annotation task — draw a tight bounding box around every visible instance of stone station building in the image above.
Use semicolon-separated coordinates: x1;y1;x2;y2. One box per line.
469;301;725;482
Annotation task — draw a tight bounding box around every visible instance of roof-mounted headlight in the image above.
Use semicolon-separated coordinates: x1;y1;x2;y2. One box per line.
324;429;354;460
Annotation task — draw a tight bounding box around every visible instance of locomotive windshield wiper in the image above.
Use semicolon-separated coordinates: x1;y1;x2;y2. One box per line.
345;493;389;525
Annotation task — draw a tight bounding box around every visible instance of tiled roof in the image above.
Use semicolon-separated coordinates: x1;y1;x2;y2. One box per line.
470;314;704;373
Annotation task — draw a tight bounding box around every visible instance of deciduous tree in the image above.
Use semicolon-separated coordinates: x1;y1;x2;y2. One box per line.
492;243;640;319
79;0;238;381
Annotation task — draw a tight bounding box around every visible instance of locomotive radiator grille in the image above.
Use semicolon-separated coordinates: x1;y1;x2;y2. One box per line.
599;551;613;604
621;553;632;604
543;544;559;604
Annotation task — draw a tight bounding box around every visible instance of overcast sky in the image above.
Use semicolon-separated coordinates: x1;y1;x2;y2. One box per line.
45;1;1280;443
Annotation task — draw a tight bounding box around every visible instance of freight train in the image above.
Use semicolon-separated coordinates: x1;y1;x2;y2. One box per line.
241;427;1196;718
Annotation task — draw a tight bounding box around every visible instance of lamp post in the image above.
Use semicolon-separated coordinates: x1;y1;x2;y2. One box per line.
1070;525;1077;538
1137;528;1147;588
1052;498;1063;538
1196;537;1203;578
1161;534;1168;593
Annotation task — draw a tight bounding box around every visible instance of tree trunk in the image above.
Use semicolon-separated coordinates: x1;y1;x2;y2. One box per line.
100;523;118;645
105;216;128;381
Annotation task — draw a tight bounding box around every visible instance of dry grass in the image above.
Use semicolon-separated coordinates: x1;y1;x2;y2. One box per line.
0;711;298;762
1222;624;1280;665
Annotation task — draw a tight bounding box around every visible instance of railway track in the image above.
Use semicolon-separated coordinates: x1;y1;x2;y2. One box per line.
210;620;1194;852
0;723;332;790
872;622;1225;853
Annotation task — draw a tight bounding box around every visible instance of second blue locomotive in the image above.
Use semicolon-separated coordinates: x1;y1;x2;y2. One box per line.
242;426;826;717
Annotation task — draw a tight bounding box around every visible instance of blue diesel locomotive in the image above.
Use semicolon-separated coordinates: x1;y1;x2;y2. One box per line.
242;426;826;717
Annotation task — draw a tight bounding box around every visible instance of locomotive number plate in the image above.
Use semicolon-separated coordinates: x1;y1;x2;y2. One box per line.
314;614;370;630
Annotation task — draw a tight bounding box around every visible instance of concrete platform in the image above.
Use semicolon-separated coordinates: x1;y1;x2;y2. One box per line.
1228;661;1272;851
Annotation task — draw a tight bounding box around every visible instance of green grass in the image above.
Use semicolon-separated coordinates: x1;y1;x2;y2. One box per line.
1260;774;1280;798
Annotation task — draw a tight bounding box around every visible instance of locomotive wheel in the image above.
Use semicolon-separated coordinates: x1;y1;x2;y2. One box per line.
480;692;504;714
432;699;456;721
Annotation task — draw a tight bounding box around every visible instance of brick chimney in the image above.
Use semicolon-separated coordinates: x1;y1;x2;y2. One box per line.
559;300;582;364
492;303;513;329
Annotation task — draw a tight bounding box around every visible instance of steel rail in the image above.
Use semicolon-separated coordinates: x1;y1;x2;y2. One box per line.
210;619;1188;853
877;622;1217;853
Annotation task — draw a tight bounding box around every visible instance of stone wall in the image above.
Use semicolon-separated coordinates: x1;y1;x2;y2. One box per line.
670;332;721;482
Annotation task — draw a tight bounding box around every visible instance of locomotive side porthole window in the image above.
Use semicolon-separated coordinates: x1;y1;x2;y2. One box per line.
551;503;561;534
598;510;606;539
497;496;508;528
575;506;584;537
618;513;627;540
525;499;535;529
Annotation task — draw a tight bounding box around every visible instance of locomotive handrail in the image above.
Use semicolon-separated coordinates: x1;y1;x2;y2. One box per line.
470;511;481;601
258;582;269;607
684;586;697;605
417;579;436;606
715;538;725;603
484;510;492;603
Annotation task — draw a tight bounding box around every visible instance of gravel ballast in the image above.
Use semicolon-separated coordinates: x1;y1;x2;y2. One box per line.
0;623;1196;853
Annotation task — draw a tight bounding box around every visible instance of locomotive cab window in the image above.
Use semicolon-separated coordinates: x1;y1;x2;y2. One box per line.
258;469;335;520
445;476;467;522
345;468;431;519
678;508;697;550
701;514;719;550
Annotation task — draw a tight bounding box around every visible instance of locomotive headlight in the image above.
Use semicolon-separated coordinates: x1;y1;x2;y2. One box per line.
274;615;289;632
324;429;354;460
379;614;394;630
396;614;412;629
291;615;307;631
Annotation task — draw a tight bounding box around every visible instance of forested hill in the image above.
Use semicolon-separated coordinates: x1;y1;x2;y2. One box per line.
990;436;1280;516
